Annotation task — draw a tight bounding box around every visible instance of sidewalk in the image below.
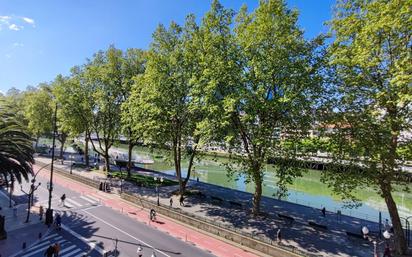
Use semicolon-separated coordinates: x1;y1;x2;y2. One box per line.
0;188;50;257
35;156;410;257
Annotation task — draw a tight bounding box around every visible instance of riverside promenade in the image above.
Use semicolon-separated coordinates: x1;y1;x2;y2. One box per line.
33;156;412;256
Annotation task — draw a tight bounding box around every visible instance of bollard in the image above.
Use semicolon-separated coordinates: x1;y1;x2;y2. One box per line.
22;242;26;249
38;232;42;239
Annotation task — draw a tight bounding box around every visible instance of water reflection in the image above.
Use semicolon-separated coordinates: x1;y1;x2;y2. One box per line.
130;146;412;221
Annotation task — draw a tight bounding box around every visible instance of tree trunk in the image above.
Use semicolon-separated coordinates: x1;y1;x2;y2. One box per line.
127;140;134;178
183;142;198;188
25;193;31;223
104;147;110;174
35;135;39;149
84;134;90;166
58;133;67;165
173;140;183;196
381;183;407;254
252;172;262;216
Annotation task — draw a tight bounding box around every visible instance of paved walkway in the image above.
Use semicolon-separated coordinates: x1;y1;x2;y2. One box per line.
0;185;51;257
34;156;411;257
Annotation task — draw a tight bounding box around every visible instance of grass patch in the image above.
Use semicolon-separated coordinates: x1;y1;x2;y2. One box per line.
110;171;178;187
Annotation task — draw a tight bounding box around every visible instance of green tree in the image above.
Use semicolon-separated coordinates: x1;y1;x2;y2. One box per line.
325;0;412;254
119;48;146;177
199;0;323;215
84;46;125;173
3;87;30;130
0;101;34;185
54;68;94;166
126;17;202;195
23;84;54;147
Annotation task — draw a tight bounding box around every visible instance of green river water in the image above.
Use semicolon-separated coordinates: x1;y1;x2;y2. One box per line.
125;145;412;223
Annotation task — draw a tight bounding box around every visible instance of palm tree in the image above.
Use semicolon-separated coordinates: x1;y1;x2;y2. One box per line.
0;103;35;202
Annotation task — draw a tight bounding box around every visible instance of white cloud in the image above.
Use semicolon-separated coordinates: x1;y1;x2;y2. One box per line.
13;42;24;47
22;17;35;26
9;24;23;31
0;16;11;21
0;15;34;31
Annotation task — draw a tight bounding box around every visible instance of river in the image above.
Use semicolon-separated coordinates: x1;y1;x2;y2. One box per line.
123;145;412;223
39;138;412;223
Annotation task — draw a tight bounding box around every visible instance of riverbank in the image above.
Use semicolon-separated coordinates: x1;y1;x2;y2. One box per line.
34;155;412;257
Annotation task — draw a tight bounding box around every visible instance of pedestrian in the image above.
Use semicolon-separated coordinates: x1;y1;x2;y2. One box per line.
136;245;143;257
179;195;184;207
277;228;282;244
150;209;156;221
383;243;391;257
60;194;66;207
39;206;44;220
321;207;326;217
44;245;54;257
55;213;62;230
53;242;60;257
169;197;173;207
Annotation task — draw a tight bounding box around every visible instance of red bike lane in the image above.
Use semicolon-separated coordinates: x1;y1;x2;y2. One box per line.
35;165;260;257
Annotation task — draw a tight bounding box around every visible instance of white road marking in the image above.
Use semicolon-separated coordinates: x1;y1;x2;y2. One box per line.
84;195;100;202
66;198;83;207
43;234;62;241
61;224;104;255
82;209;171;257
82;205;101;211
64;201;75;208
59;245;77;255
80;195;98;204
61;248;82;257
22;239;66;257
26;240;51;251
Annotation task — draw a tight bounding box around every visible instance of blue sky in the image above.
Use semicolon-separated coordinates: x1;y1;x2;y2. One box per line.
0;0;335;93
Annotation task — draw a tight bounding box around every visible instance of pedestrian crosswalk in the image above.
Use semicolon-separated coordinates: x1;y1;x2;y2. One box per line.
58;195;101;209
17;233;87;257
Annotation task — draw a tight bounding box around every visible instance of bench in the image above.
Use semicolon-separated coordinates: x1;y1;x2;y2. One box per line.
228;200;242;208
210;196;224;204
346;231;366;240
308;221;328;230
278;213;295;223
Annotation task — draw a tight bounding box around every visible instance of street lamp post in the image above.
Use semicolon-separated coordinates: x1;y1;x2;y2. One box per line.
154;177;163;206
45;103;57;226
70;154;74;174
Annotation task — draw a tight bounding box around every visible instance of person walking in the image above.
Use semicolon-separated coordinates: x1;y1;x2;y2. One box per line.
276;228;282;244
53;243;60;257
55;213;62;230
169;197;173;207
39;206;44;220
44;245;54;257
321;207;326;217
136;245;143;257
179;195;184;207
60;194;66;207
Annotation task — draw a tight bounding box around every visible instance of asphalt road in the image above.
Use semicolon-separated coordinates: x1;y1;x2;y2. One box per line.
23;171;216;257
